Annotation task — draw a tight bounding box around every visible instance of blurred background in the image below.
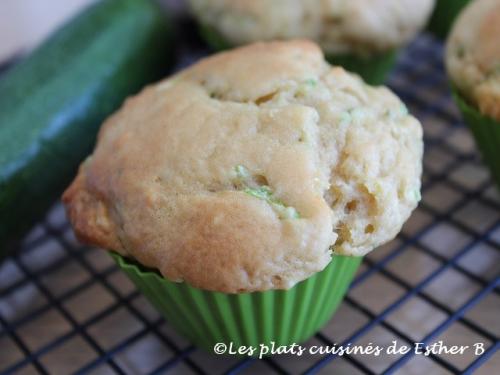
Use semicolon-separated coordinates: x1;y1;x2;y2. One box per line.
0;0;96;63
0;0;187;64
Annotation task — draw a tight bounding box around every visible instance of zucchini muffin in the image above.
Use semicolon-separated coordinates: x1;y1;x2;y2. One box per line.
64;40;423;293
188;0;435;83
446;0;500;121
446;0;500;188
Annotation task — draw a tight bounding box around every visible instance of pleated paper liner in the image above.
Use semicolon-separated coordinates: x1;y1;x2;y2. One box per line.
111;252;361;353
198;23;396;85
427;0;470;39
453;89;500;189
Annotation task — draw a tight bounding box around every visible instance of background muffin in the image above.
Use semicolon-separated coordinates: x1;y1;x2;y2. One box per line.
188;0;435;84
446;0;500;187
446;0;500;121
64;40;423;349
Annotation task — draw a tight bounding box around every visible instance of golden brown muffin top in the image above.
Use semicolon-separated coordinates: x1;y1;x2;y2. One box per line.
64;41;423;292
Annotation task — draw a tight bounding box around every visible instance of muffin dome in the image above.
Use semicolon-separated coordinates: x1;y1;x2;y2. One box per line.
446;0;500;120
63;41;423;293
188;0;435;56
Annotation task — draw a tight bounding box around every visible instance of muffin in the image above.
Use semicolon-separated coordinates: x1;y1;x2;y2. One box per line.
63;40;423;351
428;0;470;39
188;0;435;84
446;0;500;188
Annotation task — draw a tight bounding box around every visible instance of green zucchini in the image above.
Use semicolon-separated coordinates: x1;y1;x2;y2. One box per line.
0;0;173;256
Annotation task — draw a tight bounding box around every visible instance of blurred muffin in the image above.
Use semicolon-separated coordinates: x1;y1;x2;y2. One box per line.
446;0;500;187
188;0;435;84
446;0;500;120
64;40;423;350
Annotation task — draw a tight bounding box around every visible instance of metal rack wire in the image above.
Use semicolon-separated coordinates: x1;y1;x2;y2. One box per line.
0;32;499;374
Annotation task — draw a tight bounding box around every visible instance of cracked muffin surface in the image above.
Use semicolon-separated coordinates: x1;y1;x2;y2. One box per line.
63;40;423;293
446;0;500;121
188;0;435;56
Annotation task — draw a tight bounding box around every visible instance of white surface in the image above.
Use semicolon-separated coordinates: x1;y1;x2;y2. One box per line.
0;0;96;62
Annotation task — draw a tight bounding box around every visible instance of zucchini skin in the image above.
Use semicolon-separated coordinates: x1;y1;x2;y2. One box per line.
0;0;173;255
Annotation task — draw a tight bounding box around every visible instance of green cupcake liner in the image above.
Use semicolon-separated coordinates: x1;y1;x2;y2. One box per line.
453;89;500;189
325;51;397;86
198;23;396;85
111;252;361;353
198;23;233;52
427;0;470;39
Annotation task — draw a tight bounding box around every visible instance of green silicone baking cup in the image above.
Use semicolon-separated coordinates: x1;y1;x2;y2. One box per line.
427;0;470;39
198;23;396;85
198;23;233;52
325;51;397;85
111;252;361;353
453;89;500;188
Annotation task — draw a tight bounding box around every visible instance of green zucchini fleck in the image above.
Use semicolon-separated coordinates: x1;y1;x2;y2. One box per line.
233;166;300;219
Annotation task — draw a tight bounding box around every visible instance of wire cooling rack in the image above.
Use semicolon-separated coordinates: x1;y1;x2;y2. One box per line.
1;26;499;375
